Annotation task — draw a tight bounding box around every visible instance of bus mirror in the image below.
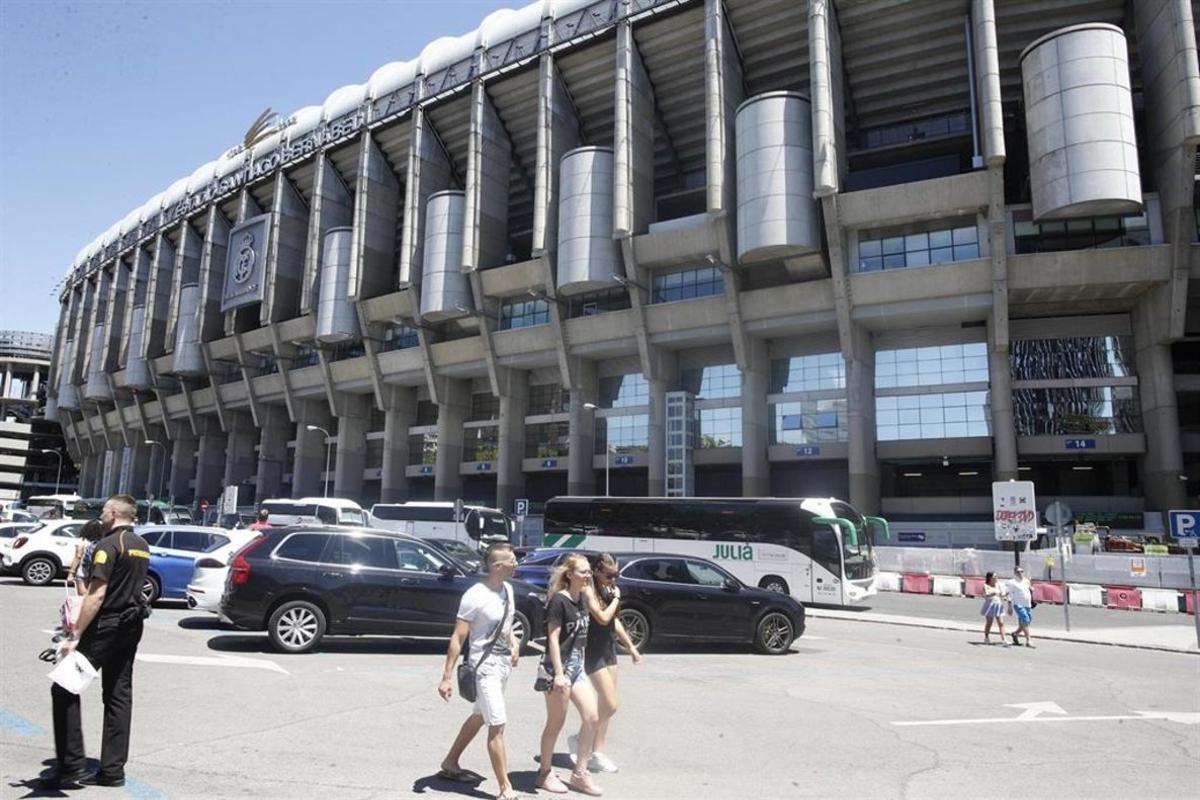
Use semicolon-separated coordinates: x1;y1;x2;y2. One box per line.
814;516;857;548
864;515;890;542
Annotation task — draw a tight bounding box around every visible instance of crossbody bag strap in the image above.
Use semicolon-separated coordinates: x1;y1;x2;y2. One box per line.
470;584;510;672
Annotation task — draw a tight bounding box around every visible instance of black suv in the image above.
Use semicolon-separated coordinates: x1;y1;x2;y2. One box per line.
220;527;545;654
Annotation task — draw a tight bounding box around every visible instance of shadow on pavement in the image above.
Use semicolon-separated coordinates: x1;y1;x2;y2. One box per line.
411;770;490;798
204;634;450;656
7;757;98;798
176;615;236;631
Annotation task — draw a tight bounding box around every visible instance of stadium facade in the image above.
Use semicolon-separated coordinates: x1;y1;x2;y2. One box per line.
0;331;76;502
47;0;1200;526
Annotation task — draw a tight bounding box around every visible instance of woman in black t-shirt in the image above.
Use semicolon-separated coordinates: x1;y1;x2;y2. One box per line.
535;553;605;797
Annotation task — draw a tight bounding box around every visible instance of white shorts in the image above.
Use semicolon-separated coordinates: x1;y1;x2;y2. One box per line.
473;656;512;727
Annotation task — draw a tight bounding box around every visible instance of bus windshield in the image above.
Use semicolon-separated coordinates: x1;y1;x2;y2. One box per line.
468;509;512;542
829;501;873;579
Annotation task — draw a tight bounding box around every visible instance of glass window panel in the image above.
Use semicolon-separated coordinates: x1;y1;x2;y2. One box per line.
883;253;906;268
882;236;905;255
905;249;930;267
953;243;980;260
904;233;928;251
928;229;953;248
952;226;978;245
930;247;954;264
859;239;881;257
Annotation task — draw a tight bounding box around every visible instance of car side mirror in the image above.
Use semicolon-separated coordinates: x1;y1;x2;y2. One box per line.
439;563;458;578
723;578;740;592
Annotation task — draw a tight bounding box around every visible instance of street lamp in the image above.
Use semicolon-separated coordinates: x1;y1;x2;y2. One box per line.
38;449;63;495
582;402;611;497
144;440;167;504
306;424;333;497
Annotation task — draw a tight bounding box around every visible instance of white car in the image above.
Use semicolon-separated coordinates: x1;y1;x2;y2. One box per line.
137;525;258;604
0;520;88;585
183;528;262;614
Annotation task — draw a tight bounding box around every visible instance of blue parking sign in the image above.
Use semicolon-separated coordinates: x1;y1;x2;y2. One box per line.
1168;510;1200;542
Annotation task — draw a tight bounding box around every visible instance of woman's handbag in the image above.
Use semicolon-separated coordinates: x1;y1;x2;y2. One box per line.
59;585;82;633
457;586;509;703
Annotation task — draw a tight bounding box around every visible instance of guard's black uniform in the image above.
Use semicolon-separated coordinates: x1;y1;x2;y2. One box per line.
52;524;149;781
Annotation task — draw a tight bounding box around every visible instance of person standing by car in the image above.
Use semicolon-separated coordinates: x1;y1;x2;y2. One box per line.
979;572;1009;646
536;554;603;797
1006;566;1035;648
48;494;150;789
568;553;641;775
249;508;271;531
437;543;520;800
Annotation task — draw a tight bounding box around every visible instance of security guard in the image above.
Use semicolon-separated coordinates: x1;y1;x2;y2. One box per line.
49;493;150;789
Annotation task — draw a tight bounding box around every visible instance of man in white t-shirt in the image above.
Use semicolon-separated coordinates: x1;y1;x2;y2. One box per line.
1006;566;1035;648
437;543;520;800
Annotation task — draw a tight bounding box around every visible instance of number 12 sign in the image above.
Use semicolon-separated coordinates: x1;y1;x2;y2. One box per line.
992;480;1038;541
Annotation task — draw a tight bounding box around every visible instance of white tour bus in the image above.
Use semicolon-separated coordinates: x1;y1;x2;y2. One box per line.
260;497;366;526
368;501;514;548
541;496;889;606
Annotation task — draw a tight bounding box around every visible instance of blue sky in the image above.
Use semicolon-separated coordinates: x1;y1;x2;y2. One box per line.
0;0;511;334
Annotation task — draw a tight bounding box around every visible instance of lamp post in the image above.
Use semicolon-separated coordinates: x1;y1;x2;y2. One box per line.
306;424;333;497
144;440;167;504
38;449;63;495
582;402;610;496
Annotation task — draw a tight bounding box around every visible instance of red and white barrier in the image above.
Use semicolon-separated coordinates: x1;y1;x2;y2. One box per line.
1031;581;1064;605
963;576;986;597
901;572;932;594
876;571;902;592
1140;588;1180;613
1105;585;1143;610
932;575;964;596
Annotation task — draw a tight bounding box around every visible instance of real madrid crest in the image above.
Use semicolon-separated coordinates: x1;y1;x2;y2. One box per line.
234;232;256;284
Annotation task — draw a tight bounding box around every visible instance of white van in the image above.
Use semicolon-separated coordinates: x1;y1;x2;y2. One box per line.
260;497;366;527
368;501;513;547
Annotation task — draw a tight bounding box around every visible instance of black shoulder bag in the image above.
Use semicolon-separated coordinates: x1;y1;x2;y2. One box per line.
457;585;509;703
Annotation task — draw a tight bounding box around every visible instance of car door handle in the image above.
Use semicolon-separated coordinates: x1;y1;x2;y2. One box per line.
322;571;345;579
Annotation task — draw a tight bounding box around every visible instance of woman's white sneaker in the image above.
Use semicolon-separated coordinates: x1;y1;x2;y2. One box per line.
587;753;619;774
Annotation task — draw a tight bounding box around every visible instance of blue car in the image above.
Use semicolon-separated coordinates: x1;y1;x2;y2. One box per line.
513;548;598;589
144;551;196;603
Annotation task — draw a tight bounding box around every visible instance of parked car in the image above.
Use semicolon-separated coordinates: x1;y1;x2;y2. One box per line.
422;537;484;571
608;552;805;655
201;506;259;530
220;526;545;654
139;525;257;604
0;520;88;585
260;498;366;526
182;529;266;614
512;548;595;590
2;509;40;524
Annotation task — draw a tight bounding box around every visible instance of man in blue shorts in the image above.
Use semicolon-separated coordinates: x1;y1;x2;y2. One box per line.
1006;566;1035;648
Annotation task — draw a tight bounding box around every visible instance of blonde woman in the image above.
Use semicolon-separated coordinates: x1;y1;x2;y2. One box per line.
567;553;642;775
535;554;609;796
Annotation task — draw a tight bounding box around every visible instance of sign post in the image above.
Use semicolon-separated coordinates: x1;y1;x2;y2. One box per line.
993;481;1037;569
1167;510;1200;649
1043;501;1073;633
514;498;528;546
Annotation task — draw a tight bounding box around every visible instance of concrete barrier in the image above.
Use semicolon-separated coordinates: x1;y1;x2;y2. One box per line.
1068;583;1104;606
1106;585;1142;610
932;575;964;596
1032;581;1064;604
876;571;901;592
964;576;986;597
1140;588;1180;613
902;572;932;594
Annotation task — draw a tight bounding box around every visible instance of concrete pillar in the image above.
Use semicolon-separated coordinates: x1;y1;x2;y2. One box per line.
380;388;417;502
846;328;880;514
195;427;227;507
988;331;1018;481
496;372;529;513
1133;298;1187;513
78;452;99;497
434;379;470;501
145;437;169;501
121;444;148;497
101;448;123;497
293;400;333;498
256;404;291;502
2;364;10;398
648;378;668;497
567;361;598;496
333;394;371;500
741;339;770;497
168;430;198;503
223;411;258;504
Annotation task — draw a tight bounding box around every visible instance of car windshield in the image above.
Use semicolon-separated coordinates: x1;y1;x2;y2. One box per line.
340;509;366;526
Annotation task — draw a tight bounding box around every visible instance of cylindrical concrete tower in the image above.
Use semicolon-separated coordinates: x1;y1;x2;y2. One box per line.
1020;23;1142;220
56;339;79;411
124;306;151;389
420;190;472;322
315;227;360;343
735;91;820;264
556;146;618;295
83;323;112;401
172;284;205;376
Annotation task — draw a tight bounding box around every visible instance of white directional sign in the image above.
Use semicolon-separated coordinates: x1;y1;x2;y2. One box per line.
993;481;1038;541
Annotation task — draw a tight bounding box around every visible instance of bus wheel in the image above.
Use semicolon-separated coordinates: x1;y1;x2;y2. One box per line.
754;611;795;655
758;576;789;595
618;608;650;652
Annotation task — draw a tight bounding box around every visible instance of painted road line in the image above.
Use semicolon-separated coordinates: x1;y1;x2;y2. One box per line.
893;701;1200;727
137;653;288;674
0;708;45;737
124;775;169;800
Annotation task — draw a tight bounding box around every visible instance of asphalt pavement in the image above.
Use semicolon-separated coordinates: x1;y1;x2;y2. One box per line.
1;578;1197;799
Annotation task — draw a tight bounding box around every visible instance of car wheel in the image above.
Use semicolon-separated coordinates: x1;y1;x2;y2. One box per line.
512;609;531;655
268;600;327;654
21;557;57;586
140;574;161;605
754;610;795;655
618;608;650;651
758;575;790;595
